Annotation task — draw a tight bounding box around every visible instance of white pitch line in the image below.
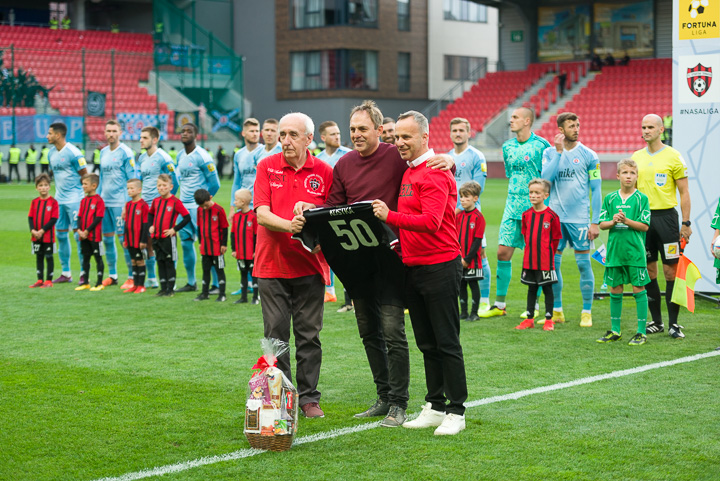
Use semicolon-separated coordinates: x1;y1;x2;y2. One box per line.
93;350;720;481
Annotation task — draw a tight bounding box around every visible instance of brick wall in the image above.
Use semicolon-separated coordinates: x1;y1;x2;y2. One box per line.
275;0;428;100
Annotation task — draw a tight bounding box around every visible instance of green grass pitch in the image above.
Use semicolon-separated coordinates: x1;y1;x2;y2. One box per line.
1;180;719;481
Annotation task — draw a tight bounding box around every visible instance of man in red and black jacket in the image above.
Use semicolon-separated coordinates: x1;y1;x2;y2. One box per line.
76;174;105;290
28;173;59;287
123;178;150;294
147;174;191;296
194;188;229;302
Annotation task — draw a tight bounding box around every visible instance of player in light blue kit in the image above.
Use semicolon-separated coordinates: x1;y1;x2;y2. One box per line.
98;119;137;289
137;126;179;288
176;123;221;292
47;122;88;283
479;107;551;318
253;118;282;166
542;112;602;328
448;117;491;312
316;120;352;168
231;118;262;208
316;120;352;304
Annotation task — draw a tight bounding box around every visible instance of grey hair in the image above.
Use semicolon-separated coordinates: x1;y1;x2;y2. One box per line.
280;112;315;136
397;110;429;135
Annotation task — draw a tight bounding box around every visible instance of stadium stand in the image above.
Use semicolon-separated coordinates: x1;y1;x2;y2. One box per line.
0;26;176;141
536;59;672;153
428;62;586;152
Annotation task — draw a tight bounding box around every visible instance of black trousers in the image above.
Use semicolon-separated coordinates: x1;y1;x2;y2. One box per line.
26;163;36;183
258;274;324;406
405;256;467;415
8;163;20;182
353;298;409;409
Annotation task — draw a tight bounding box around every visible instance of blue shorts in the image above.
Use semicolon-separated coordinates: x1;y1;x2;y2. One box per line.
102;206;125;235
56;202;80;231
557;222;593;252
179;206;197;242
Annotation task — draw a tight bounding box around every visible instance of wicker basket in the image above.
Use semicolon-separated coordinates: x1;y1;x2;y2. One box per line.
245;432;294;452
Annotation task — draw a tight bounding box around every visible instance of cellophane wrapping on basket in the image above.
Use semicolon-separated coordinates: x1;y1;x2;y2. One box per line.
244;338;299;450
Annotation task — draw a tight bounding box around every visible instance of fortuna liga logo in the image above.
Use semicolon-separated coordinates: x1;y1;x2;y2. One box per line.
687;63;712;97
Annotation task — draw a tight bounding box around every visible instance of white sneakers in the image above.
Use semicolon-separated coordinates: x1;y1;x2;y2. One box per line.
434;413;466;435
403;403;466;435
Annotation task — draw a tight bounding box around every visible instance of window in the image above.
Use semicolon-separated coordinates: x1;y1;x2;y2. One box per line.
444;55;487;81
397;0;410;31
291;50;378;91
443;0;487;23
398;53;410;92
291;0;378;28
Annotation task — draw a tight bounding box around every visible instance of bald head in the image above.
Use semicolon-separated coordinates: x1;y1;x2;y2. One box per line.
517;107;535;125
642;114;663;128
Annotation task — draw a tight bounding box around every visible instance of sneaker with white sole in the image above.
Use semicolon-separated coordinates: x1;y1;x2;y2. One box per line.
477;302;490;313
403;403;446;429
434;413;466;435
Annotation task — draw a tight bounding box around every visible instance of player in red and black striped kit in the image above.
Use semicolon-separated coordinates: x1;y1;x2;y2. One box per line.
194;188;229;302
517;179;562;330
456;181;486;321
28;173;59;287
123;179;150;294
148;174;191;296
76;174;106;290
231;189;258;304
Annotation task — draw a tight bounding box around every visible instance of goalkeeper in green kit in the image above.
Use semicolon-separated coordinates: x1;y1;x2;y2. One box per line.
597;159;651;346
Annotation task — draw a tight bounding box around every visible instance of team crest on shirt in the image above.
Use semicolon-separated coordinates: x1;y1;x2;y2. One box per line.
136;209;142;215
247;220;253;227
46;206;52;211
91;204;96;210
655;173;667;187
212;215;218;221
524;155;530;162
470;222;475;229
166;206;173;212
543;221;550;229
304;174;325;194
573;158;580;164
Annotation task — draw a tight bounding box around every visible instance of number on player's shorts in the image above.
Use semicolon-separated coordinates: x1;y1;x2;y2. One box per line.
116;216;124;228
578;227;588;240
329;219;380;251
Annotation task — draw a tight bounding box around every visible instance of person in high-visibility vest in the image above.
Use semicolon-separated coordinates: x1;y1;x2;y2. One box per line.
61;16;71;30
49;16;58;30
25;144;38;183
8;144;21;183
661;115;673;146
92;148;101;172
40;146;50;175
0;150;4;181
168;146;178;164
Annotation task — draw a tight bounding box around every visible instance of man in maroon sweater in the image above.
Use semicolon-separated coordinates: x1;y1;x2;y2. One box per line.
373;110;467;436
294;100;454;428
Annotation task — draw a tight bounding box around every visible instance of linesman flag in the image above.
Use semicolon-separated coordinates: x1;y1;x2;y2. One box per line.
671;239;702;312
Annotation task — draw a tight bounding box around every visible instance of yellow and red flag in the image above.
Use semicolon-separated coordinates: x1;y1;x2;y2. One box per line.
671;239;702;312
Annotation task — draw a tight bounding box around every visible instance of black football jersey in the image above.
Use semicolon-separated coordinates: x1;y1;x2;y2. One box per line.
292;201;405;304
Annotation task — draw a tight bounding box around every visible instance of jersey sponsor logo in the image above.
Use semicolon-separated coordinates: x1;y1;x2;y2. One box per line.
655;173;667;187
558;168;577;180
329;206;355;216
399;183;414;197
304;174;325;194
268;172;286;183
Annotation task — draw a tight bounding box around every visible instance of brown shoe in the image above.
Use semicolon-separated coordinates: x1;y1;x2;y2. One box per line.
301;402;325;418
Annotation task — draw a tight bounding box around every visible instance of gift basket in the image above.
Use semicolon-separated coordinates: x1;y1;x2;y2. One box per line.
244;338;299;452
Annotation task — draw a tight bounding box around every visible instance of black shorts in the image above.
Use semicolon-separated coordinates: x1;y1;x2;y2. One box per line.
152;236;177;261
462;267;484;280
127;246;147;261
32;241;53;256
521;268;558;286
646;208;680;265
80;239;102;257
202;254;225;271
237;259;254;271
